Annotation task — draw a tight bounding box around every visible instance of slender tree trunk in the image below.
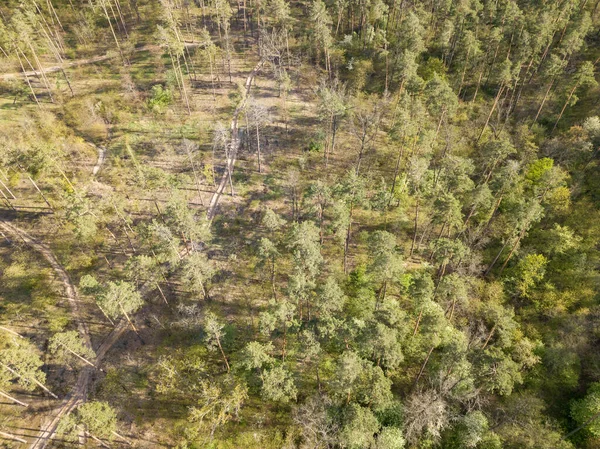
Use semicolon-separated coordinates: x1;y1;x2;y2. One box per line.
26;174;53;211
478;83;505;141
215;337;230;372
481;324;496;350
0;179;16;199
16;48;40;108
0;389;28;407
255;123;262;172
413;344;435;388
485;236;510;275
552;82;579;131
100;1;125;62
412;310;422;336
498;228;527;274
112;430;133;445
56;342;97;368
532;78;555;125
156;282;169;305
0;362;57;398
119;303;138;334
409;197;419;257
0;430;27;443
471;68;484;103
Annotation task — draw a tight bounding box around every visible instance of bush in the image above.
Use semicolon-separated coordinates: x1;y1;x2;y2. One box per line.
147;85;173;113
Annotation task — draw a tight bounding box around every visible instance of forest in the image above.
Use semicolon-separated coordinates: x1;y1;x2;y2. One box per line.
0;0;600;447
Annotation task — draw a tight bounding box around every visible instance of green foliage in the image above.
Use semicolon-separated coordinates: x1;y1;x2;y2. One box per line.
76;401;117;439
571;383;600;438
48;331;95;366
97;281;144;320
261;366;297;403
147;84;173;112
339;404;380;449
3;0;600;447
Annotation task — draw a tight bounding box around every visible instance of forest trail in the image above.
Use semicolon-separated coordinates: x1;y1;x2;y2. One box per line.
2;59;265;448
0;221;92;349
206;59;264;220
90;142;107;176
0;220;94;449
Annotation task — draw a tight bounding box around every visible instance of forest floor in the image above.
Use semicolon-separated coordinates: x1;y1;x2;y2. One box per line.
0;38;284;447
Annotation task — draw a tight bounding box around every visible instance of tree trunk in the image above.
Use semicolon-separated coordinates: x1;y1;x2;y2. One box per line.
156;282;169;305
481;324;496;350
216;337;231;372
15;48;40;108
471;68;484;103
413;344;435;388
477;83;505;141
0;389;28;407
409;197;419;257
498;227;527;274
256;123;262;173
119;303;138;334
485;237;510;275
532;78;555;125
413;309;423;336
0;430;27;443
0;362;57;398
26;174;53;211
100;1;125;62
552;82;578;131
57;342;97;369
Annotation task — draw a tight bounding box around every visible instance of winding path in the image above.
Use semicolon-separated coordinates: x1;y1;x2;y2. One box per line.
0;221;92;349
0;220;94;449
1;59;264;449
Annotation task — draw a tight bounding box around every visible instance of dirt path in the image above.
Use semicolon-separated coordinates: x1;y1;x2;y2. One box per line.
207;59;264;220
0;221;92;349
0;220;95;449
1;59;265;449
89;142;107;176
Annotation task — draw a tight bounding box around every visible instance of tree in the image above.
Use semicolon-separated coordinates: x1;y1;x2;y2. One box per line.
97;281;144;332
424;74;458;142
204;312;230;372
214;0;234;82
257;237;279;297
339;404;380;449
241;341;276;372
287;221;323;279
188;378;247;439
367;230;403;305
48;331;96;369
310;0;333;74
317;80;348;164
570;382;600;438
0;337;52;405
181;252;215;299
77;401;118;440
261;365;297;402
349;94;384;175
126;254;169;304
376;427;405;449
403;389;448;446
247;101;269;173
198;28;219;100
553;61;597;131
156;24;191;114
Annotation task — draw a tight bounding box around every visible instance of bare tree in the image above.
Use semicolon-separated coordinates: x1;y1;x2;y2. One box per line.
246;101;269;173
